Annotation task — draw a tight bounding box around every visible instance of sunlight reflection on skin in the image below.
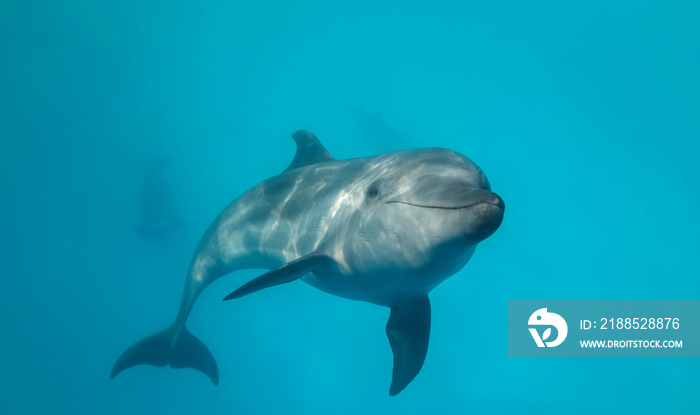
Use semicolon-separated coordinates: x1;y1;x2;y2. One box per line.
182;147;501;308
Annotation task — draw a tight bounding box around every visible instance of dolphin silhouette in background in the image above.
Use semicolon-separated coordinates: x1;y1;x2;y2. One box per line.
343;104;410;150
134;158;185;238
112;130;505;395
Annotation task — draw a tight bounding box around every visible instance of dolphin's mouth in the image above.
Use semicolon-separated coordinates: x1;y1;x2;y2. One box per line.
385;188;505;212
386;197;505;211
385;201;499;210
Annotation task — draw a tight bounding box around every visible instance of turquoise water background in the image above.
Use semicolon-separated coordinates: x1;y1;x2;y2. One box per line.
1;1;698;413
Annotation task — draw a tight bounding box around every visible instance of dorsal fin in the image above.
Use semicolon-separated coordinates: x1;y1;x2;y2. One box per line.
284;130;335;172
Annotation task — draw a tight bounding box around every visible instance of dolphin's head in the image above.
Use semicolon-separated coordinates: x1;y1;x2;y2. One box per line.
362;148;504;243
345;148;504;284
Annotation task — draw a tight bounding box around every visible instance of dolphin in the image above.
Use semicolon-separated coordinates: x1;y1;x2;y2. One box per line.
134;158;185;238
112;130;504;395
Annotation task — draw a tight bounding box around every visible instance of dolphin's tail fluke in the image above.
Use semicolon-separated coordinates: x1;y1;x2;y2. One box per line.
110;326;219;385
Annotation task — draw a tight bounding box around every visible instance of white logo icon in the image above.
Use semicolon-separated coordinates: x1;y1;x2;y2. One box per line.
528;308;568;347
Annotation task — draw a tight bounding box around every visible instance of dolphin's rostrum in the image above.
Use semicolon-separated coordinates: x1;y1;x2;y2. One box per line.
112;130;504;395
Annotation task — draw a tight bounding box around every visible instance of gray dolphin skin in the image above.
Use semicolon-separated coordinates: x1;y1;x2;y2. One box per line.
112;130;504;395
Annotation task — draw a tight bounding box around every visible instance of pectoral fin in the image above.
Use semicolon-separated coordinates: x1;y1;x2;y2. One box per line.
223;253;333;300
385;296;431;396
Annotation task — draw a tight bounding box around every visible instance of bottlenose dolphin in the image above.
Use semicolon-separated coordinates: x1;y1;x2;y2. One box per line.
134;158;185;238
112;130;504;395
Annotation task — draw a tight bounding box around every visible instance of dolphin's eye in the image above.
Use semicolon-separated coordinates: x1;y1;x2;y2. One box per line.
366;182;381;201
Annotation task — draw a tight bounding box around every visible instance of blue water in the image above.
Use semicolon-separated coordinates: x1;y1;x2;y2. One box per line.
1;1;698;413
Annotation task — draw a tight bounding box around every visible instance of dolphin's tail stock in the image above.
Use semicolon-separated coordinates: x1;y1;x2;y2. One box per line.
110;325;219;385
